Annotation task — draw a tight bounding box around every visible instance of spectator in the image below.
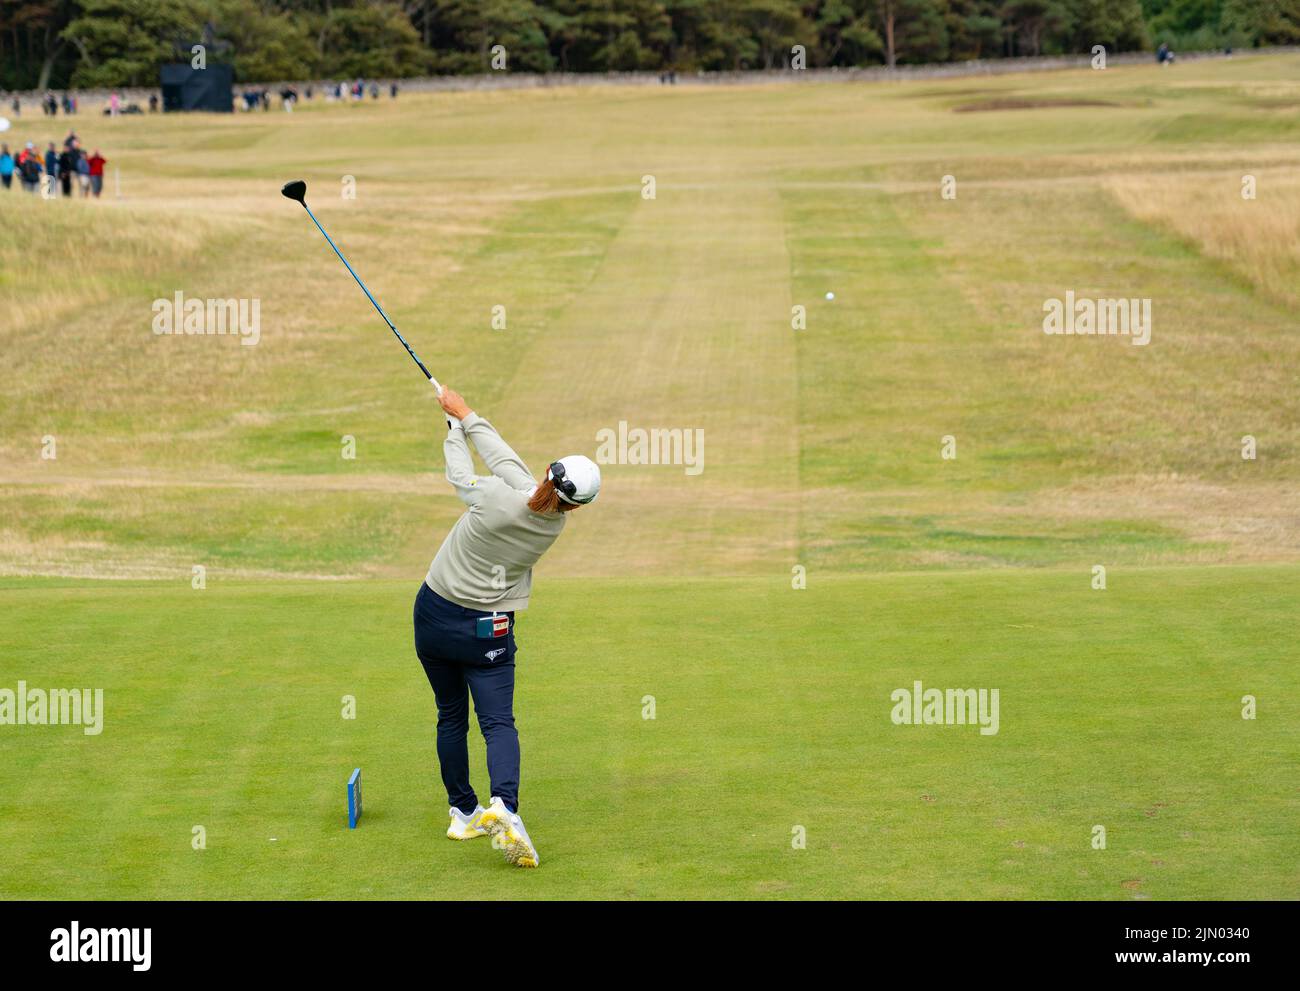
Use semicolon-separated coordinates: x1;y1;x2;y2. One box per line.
0;144;13;190
11;96;19;117
58;143;74;198
87;148;106;198
390;82;398;99
18;143;42;192
109;91;120;116
45;142;59;190
149;93;159;113
75;142;91;197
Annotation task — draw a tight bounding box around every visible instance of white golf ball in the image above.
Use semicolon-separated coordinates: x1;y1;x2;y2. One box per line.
825;291;835;301
0;117;11;133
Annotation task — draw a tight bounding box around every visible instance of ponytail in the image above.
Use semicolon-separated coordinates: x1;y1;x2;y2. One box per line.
527;478;563;515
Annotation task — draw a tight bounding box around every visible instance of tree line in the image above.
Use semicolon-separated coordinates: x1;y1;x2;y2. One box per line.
2;0;1297;91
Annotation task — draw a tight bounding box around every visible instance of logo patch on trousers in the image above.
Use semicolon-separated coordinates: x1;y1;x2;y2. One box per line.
485;648;507;661
476;614;510;639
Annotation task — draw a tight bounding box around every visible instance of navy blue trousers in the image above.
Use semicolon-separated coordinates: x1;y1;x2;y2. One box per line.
413;582;519;815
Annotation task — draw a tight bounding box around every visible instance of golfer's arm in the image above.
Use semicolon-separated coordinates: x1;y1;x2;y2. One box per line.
443;423;485;506
461;413;535;492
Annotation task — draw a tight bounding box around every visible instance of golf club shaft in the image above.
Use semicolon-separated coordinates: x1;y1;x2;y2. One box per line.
297;200;441;392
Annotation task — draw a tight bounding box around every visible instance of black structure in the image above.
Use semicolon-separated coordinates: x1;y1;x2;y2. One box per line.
160;63;233;113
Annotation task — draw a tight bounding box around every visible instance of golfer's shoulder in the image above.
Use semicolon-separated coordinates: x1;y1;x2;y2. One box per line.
479;474;532;501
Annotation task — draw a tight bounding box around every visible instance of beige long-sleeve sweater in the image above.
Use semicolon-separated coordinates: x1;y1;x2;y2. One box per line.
424;412;565;612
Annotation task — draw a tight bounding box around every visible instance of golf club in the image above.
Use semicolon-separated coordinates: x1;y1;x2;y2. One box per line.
281;179;440;393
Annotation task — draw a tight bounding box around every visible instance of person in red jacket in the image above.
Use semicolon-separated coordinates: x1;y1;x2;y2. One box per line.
16;143;42;192
87;148;106;198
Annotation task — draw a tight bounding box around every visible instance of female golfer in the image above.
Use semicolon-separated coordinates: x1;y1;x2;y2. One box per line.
414;386;600;868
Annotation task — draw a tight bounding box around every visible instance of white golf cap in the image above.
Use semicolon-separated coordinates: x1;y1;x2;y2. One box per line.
548;455;601;505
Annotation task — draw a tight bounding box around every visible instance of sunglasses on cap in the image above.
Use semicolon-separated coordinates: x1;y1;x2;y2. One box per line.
548;461;588;504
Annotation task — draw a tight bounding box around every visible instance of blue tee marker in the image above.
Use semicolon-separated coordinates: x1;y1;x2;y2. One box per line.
347;768;363;829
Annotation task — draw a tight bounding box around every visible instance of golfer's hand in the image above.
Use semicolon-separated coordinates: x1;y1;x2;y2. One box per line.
438;387;472;420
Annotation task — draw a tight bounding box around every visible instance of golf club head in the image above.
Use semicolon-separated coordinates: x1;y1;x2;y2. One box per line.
281;179;307;203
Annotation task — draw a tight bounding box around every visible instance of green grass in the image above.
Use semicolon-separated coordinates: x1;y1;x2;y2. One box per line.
0;566;1295;900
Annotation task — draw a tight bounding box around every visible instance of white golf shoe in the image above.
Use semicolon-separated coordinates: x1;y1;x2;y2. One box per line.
446;805;488;840
478;797;539;868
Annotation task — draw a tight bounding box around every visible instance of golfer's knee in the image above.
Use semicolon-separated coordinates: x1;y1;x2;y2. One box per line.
477;712;515;738
436;705;469;734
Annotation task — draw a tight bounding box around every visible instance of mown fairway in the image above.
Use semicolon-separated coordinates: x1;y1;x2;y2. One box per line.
1;56;1298;898
1;567;1296;900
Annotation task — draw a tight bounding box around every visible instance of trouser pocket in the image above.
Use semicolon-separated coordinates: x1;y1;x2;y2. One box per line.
414;583;516;667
